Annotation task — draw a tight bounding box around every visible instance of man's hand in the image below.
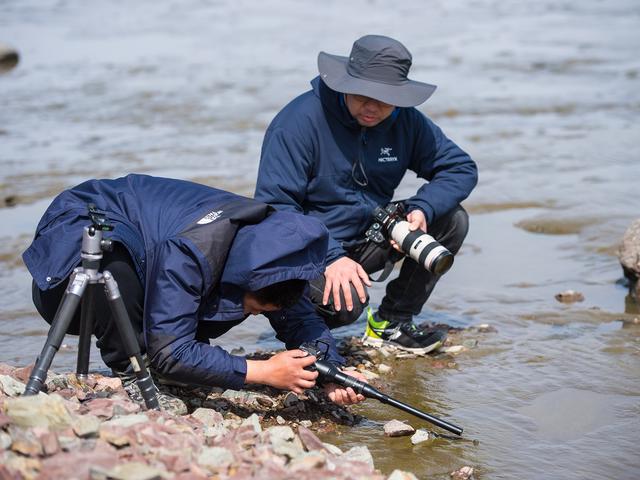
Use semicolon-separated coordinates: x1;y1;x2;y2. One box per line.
390;209;428;252
322;257;371;311
246;350;318;394
324;370;367;405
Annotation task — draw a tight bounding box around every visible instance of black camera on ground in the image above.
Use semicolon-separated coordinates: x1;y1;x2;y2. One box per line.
365;203;454;276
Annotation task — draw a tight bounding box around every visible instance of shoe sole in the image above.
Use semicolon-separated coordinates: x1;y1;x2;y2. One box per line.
362;335;444;355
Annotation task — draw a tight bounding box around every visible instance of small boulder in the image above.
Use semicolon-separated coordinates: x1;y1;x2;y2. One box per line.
383;420;415;437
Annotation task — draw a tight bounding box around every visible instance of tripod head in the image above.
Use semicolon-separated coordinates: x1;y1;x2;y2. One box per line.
82;204;114;260
88;203;114;233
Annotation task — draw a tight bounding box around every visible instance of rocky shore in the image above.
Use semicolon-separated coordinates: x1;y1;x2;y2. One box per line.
0;329;486;480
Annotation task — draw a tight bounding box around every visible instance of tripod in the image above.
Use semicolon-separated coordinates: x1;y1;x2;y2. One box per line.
24;205;159;410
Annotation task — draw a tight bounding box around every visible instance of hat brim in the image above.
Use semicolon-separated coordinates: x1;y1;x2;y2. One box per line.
317;52;437;108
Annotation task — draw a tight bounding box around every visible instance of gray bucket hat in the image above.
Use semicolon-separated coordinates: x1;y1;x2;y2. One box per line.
317;35;436;108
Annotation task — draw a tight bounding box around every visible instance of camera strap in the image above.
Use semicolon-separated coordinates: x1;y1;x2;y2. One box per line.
369;258;395;282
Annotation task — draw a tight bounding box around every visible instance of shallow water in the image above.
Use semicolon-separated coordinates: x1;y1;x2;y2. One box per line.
1;1;639;478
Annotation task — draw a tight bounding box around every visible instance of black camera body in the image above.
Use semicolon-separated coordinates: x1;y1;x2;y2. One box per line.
365;202;454;276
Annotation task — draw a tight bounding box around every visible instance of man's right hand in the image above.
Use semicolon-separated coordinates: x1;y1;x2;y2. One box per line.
322;257;371;312
246;349;318;394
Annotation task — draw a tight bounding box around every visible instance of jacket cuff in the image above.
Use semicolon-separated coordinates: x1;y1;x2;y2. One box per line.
229;355;248;390
405;201;435;225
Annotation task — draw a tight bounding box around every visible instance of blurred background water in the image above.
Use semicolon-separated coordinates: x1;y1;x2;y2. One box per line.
1;1;639;478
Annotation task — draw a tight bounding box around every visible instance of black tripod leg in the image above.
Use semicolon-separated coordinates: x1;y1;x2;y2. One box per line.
76;284;96;380
24;272;88;396
102;271;160;410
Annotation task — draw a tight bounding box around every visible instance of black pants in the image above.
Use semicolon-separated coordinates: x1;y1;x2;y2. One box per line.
32;243;239;372
309;205;469;328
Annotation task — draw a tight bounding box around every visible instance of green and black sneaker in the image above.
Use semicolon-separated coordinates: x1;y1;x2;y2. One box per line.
363;307;446;354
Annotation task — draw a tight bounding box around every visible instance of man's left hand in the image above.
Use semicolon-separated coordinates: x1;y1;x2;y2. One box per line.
390;209;428;252
324;370;367;405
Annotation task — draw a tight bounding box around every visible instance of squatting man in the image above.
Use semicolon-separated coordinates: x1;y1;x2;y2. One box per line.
23;174;366;412
255;35;478;352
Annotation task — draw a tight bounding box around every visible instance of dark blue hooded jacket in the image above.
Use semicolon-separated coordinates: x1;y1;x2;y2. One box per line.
23;174;343;389
255;77;478;263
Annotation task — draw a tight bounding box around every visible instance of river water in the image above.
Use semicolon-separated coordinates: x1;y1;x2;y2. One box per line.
1;1;639;479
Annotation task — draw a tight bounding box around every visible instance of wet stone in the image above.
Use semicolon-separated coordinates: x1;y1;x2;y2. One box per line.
384;419;415;437
450;466;475;479
388;470;419;480
275;415;286;425
360;369;380;381
462;339;478;349
555;289;585;303
411;429;436;445
441;345;466;354
341;445;374;470
377;363;392;374
473;323;497;333
283;391;300;407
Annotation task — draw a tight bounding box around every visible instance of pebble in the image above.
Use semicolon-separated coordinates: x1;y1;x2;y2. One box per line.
555;290;585;303
377;363;392;374
388;470;419;480
441;345;466;354
0;375;25;396
451;466;475;479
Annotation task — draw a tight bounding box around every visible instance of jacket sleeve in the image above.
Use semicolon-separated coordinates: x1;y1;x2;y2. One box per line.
255;127;346;262
144;238;248;389
406;114;478;224
266;296;345;366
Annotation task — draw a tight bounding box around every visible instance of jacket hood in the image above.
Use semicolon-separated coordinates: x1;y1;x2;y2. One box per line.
311;76;400;132
220;210;328;291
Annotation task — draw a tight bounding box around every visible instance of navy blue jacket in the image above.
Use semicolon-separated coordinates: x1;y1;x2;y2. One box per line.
255;77;478;263
23;174;343;389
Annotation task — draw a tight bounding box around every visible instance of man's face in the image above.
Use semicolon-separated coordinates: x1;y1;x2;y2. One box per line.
344;94;396;127
243;292;280;315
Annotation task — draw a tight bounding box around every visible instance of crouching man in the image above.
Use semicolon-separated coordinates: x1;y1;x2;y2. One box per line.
23;174;365;413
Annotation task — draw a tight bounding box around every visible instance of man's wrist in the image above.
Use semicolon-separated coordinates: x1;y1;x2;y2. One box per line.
245;359;267;385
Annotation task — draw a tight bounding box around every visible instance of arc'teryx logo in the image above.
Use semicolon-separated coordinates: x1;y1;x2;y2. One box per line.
378;146;398;163
197;210;223;225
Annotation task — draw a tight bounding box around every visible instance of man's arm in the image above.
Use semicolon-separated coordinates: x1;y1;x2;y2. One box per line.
406;114;478;224
145;239;323;393
144;239;249;389
267;297;366;405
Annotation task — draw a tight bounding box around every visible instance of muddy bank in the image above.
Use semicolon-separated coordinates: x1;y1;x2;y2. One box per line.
0;333;482;480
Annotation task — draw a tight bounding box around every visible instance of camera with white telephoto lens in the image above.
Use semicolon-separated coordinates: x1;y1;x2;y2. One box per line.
365;203;454;276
